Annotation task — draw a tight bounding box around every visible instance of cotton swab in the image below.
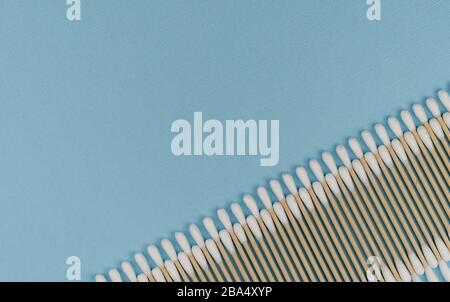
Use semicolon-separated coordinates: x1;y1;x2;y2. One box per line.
426;97;450;140
257;186;302;281
134;252;156;282
243;194;292;281
192;245;214;281
217;209;253;281
413;104;450;171
281;176;328;282
338;143;402;281
161;239;190;281
121;261;137;282
322;152;382;281
189;224;223;281
204;217;241;281
232;222;268;281
108;268;123;282
270;180;319;281
373;126;430;264
95;274;107;282
178;252;196;282
175;232;207;281
152;267;166;282
383;127;443;260
147;244;173;281
348;138;413;280
246;214;284;281
231;203;272;281
314;155;371;281
205;239;230;282
165;260;181;282
137;273;149;282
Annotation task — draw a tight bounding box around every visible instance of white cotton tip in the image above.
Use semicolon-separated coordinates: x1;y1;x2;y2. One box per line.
231;202;246;225
338;166;355;191
401;110;417;131
108;268;123;282
408;253;425;276
375;124;391;146
422;244;438;268
429;118;445;139
296;166;312;188
412;275;422;282
286;194;302;219
243;195;260;218
404;132;420;155
325;174;341;196
217;208;233;230
273;202;289;224
309;159;325;181
134;252;151;275
381;265;396;282
161;239;177;262
203;217;219;240
192;246;207;269
348;138;364;158
364;152;381;176
362;131;378;154
205;239;222;263
426;98;441;117
189;224;205;247
165;260;181;282
442;112;450;128
282;173;298;195
233;223;248;243
438;90;450;111
312;182;328;206
137;274;149;282
444;112;450;128
413;104;429;123
392;139;408;163
378;145;394;166
388;116;404;137
219;230;236;253
394;259;412;282
175;232;191;254
322;152;338;175
439;261;450;282
247;216;262;239
121;261;137;282
257;186;273;209
152;267;166;282
352;160;368;183
336;145;352;168
299;187;315;210
260;209;276;233
270;179;286;201
425;266;438;282
435;237;450;262
417;126;434;151
178;252;194;276
95;274;107;282
147;244;163;266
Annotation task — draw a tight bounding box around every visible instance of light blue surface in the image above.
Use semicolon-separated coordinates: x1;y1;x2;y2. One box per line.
0;0;449;281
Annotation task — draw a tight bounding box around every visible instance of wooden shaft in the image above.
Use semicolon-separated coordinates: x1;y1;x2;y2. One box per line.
256;216;292;281
308;184;358;282
320;181;369;281
293;194;338;281
347;167;400;281
281;200;322;281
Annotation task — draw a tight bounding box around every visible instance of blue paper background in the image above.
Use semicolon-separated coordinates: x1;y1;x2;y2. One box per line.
0;0;449;281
